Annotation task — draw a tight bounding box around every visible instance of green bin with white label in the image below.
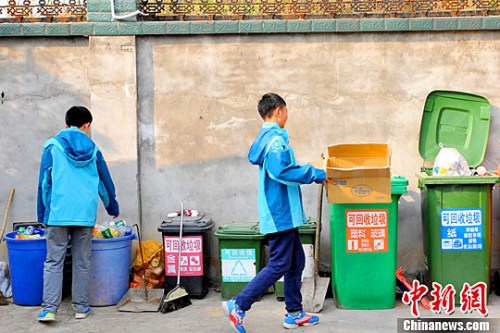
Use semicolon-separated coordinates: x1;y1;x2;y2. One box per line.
416;91;499;304
215;223;266;299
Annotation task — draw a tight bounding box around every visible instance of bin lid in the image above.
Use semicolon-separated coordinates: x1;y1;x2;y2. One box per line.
419;90;491;168
214;223;265;239
298;220;317;234
158;218;214;233
163;213;206;223
391;175;408;195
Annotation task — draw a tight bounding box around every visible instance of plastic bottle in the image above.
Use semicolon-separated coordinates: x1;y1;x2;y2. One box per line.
115;220;127;228
124;225;132;236
25;226;34;235
114;220;127;237
476;166;487;176
101;227;113;238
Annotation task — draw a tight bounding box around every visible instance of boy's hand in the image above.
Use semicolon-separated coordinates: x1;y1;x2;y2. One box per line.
323;178;335;197
324;178;335;185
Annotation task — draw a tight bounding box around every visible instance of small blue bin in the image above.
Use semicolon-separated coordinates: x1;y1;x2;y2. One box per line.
89;234;134;306
4;228;46;306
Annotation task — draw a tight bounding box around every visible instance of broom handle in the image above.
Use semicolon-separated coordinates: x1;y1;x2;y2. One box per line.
0;187;15;246
134;223;149;299
177;202;184;286
314;183;323;277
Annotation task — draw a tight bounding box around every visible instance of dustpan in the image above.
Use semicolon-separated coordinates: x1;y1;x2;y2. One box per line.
301;183;330;313
116;288;164;312
116;224;163;312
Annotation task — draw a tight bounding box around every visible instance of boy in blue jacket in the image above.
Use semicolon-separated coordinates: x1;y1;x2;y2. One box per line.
36;106;119;322
223;93;326;332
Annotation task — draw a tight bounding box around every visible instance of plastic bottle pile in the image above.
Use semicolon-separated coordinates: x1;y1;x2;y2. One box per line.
15;226;44;239
93;220;132;239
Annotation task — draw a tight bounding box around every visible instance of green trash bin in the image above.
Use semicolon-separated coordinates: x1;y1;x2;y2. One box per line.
330;176;408;309
416;91;499;304
274;220;316;301
215;223;266;299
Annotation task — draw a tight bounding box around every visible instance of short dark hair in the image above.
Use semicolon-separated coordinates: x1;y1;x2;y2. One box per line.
65;106;93;128
257;93;286;120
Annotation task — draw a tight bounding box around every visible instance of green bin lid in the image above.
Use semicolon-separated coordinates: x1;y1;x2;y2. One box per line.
214;223;265;239
391;175;408;195
298;220;317;234
419;90;491;168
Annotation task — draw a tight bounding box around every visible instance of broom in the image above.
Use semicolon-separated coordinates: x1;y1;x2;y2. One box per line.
159;202;191;313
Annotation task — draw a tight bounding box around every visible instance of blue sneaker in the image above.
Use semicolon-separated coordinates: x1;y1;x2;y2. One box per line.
37;310;56;322
222;299;246;333
283;310;319;329
74;306;92;319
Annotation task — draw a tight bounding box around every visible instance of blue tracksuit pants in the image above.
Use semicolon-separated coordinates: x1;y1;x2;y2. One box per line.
235;227;305;313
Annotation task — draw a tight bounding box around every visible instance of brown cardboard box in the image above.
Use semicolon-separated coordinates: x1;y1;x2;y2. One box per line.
325;143;391;203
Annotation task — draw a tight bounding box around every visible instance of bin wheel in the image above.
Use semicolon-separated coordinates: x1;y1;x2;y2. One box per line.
276;296;284;302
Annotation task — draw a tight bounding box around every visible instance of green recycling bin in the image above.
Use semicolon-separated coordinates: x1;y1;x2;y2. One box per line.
330;176;408;309
274;220;316;301
416;91;499;304
215;223;266;299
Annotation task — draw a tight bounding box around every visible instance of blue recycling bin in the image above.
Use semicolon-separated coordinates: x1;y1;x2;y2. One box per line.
89;234;135;306
4;228;46;306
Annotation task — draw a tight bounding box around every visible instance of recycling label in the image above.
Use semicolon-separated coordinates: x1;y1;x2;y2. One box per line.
440;208;483;252
221;248;257;282
346;209;388;253
164;235;203;277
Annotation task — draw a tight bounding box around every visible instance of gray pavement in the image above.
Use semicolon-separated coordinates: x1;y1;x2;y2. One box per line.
2;289;500;333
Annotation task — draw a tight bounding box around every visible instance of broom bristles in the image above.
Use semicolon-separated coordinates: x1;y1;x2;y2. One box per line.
159;286;191;313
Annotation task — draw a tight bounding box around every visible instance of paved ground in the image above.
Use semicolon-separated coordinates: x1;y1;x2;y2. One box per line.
2;289;500;333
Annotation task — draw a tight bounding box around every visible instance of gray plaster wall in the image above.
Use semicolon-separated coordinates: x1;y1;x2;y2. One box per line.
0;36;139;261
1;32;500;284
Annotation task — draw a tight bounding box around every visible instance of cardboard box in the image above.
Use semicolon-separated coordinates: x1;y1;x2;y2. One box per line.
325;143;391;204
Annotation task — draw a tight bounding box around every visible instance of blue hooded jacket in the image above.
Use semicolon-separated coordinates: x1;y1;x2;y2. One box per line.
248;123;326;234
37;127;119;226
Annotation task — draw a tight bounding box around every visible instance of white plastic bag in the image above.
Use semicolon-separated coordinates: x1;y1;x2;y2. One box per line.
433;147;471;176
0;261;12;298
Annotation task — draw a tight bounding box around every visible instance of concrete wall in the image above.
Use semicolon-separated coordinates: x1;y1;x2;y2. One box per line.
0;36;139;261
1;32;500;283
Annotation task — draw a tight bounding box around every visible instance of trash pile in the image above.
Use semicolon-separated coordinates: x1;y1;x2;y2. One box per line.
167;209;200;218
93;220;132;239
130;239;165;289
432;146;490;176
14;226;44;239
0;261;11;303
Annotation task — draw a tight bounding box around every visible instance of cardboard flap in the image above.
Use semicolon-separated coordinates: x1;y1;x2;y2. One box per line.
325;143;391;204
309;158;327;170
327;143;391;167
